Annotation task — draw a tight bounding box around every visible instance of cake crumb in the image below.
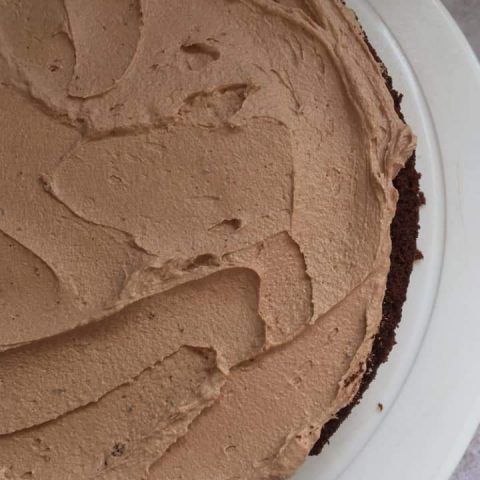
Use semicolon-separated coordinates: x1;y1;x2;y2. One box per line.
377;403;384;412
414;249;424;261
418;191;426;205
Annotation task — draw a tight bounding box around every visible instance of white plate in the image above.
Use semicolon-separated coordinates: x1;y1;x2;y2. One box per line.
293;1;480;479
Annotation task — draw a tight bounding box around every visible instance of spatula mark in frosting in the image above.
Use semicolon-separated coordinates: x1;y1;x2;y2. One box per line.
180;42;221;71
224;232;314;347
0;268;263;435
178;84;251;127
0;347;225;480
64;0;142;98
209;218;243;233
49;118;293;260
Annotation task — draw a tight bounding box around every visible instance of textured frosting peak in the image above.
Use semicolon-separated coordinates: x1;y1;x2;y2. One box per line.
0;0;415;478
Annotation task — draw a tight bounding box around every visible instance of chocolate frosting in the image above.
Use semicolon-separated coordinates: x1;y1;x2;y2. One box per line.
0;0;415;478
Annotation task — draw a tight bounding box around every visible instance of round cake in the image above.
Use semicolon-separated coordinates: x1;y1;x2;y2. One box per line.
0;0;421;479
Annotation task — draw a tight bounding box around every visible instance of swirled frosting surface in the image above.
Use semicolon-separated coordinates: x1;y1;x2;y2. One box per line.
0;0;415;478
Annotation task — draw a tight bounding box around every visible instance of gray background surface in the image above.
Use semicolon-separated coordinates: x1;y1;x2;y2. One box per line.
441;1;480;479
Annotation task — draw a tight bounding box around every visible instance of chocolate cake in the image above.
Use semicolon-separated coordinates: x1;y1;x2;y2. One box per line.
0;1;420;479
